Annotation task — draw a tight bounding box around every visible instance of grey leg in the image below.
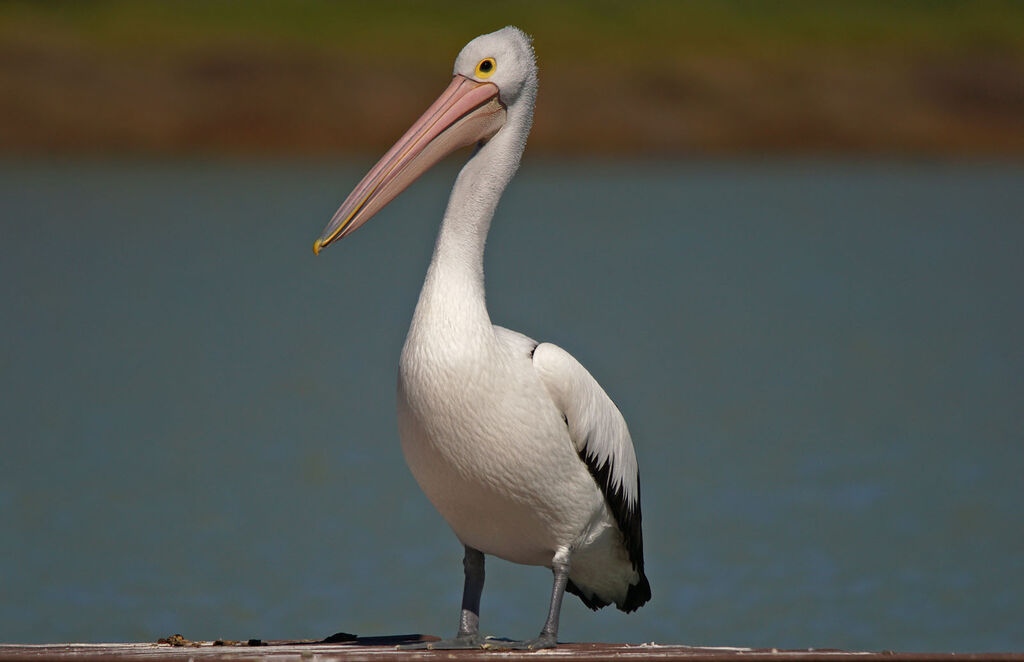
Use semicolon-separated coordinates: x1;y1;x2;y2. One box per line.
457;545;485;638
483;547;571;651
399;546;486;650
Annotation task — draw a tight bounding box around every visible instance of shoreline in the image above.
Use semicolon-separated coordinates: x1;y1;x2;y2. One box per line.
2;3;1022;157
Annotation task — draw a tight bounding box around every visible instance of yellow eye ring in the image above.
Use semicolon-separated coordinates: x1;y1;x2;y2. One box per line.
475;57;496;78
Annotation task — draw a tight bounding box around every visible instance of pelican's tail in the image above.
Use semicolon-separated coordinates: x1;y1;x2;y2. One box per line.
566;570;651;613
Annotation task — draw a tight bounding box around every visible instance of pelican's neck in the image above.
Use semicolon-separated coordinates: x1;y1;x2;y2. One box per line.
414;97;534;338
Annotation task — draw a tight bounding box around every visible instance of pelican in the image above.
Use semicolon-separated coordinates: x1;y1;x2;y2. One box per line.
314;26;650;649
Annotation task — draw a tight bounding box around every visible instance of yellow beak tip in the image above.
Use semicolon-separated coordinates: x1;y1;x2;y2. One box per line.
313;238;323;255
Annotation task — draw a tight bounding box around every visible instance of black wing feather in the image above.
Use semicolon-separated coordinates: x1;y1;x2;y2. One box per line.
578;444;651;612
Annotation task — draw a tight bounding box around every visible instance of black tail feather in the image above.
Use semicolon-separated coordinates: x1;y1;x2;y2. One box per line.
621;571;651;613
566;572;651;613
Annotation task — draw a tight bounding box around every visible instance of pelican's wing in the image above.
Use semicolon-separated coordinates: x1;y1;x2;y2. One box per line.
531;343;645;579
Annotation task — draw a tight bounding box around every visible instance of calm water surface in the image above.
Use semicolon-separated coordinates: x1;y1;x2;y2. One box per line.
1;159;1022;651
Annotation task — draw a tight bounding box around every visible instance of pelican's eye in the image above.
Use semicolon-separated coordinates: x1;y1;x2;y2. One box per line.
475;57;496;78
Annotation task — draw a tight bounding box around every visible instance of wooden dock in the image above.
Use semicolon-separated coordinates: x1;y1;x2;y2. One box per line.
1;636;1020;662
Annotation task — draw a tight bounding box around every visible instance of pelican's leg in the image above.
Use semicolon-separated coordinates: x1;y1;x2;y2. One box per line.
456;546;486;642
484;547;570;651
400;546;486;650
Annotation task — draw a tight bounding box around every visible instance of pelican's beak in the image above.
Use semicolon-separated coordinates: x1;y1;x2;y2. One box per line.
314;75;506;254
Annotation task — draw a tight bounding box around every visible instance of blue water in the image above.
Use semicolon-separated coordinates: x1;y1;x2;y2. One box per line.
1;159;1022;651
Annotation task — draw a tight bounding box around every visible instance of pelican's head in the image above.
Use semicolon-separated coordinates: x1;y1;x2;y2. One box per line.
314;26;536;254
453;26;537;111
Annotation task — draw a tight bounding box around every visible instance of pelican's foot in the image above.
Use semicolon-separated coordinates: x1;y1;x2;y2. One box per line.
482;633;558;651
397;633;485;650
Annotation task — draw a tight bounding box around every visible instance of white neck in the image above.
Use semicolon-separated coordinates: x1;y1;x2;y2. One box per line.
411;94;534;340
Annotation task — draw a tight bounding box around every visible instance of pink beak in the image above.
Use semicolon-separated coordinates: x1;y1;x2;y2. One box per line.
314;75;506;254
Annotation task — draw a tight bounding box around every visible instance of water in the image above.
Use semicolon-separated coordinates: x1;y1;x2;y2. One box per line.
1;158;1022;651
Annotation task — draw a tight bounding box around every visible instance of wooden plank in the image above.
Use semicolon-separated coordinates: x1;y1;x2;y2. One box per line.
1;638;1021;662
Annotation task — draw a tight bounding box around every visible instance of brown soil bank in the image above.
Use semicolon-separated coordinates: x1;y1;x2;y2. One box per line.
1;1;1023;157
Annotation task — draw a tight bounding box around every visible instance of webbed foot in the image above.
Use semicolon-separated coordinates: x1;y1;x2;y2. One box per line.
481;633;558;651
397;633;485;650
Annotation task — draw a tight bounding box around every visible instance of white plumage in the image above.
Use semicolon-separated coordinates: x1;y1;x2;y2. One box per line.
315;26;649;649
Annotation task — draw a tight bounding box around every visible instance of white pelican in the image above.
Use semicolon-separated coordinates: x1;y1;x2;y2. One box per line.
314;26;650;649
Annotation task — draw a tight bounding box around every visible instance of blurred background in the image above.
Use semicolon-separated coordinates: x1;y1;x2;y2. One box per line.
2;0;1022;653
